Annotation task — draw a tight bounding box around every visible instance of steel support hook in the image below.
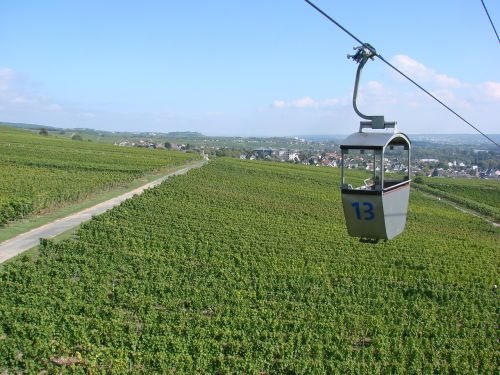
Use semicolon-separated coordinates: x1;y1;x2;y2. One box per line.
348;45;396;131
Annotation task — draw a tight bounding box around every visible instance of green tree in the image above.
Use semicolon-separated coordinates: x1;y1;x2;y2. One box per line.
39;128;49;136
164;142;172;149
413;176;424;184
72;134;83;141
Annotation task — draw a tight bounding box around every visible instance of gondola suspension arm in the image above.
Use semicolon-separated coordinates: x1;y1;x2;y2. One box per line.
348;44;396;132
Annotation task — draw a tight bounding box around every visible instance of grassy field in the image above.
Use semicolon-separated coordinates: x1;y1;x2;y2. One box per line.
0;125;200;226
0;159;498;373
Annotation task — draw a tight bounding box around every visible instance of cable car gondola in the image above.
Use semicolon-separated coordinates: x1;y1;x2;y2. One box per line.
340;45;411;241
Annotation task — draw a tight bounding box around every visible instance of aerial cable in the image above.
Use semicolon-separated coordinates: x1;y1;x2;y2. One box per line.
374;55;499;148
480;0;500;45
304;0;500;148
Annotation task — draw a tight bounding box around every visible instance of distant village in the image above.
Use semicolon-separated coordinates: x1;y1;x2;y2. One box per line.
240;148;499;179
415;159;499;179
239;148;339;166
115;139;500;180
115;139;198;151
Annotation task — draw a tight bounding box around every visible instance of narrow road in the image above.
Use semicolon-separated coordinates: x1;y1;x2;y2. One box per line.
0;160;208;264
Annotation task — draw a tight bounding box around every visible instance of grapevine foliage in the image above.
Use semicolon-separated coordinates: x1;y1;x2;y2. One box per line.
0;127;199;226
414;177;500;221
0;158;498;373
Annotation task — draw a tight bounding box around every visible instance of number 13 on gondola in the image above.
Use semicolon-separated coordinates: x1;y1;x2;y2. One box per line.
351;201;375;220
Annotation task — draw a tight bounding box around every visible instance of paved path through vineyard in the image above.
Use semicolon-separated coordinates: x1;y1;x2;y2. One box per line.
0;159;208;264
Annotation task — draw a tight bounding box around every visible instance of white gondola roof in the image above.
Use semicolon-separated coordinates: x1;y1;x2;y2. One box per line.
340;132;410;148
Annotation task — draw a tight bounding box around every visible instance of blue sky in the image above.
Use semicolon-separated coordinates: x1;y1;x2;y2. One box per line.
1;0;499;136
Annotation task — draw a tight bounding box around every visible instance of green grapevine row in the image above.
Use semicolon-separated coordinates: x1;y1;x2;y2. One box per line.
0;158;498;373
0;126;199;226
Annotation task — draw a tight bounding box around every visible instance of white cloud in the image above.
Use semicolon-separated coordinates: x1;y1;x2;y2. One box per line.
273;82;398;114
0;67;64;113
272;100;286;109
47;104;62;111
392;55;429;80
366;81;384;91
268;55;499;134
0;68;15;93
322;98;340;106
206;111;223;117
273;96;343;109
392;55;461;89
435;74;461;89
351;80;400;109
0;68;15;82
80;112;96;118
390;55;500;109
430;89;456;103
479;81;500;101
8;96;30;104
362;81;395;104
292;96;316;108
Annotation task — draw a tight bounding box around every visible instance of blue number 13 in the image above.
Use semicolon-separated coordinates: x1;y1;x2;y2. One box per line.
352;202;375;220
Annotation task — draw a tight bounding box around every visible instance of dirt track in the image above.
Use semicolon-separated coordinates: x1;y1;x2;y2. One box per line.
0;160;207;264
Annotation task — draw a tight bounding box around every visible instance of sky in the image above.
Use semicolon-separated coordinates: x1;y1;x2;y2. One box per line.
1;0;499;136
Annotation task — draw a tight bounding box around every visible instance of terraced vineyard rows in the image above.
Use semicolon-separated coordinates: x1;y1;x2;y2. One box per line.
414;177;500;221
0;126;199;226
0;158;498;373
426;178;499;207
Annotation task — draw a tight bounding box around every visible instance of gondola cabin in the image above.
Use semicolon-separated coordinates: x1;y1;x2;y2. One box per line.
340;131;411;240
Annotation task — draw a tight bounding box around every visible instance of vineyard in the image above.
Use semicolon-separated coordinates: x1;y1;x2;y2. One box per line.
0;158;498;373
414;177;500;221
0;126;199;226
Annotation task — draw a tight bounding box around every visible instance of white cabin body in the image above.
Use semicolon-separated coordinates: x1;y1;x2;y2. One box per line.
340;132;411;240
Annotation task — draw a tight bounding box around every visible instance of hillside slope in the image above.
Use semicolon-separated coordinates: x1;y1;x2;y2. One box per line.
0;126;199;226
0;159;498;373
414;177;500;221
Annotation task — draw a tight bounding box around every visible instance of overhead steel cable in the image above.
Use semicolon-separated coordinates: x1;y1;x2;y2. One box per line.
480;0;500;44
304;0;500;148
375;54;500;148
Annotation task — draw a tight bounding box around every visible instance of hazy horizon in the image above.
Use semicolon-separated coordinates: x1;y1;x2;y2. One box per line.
3;121;500;142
